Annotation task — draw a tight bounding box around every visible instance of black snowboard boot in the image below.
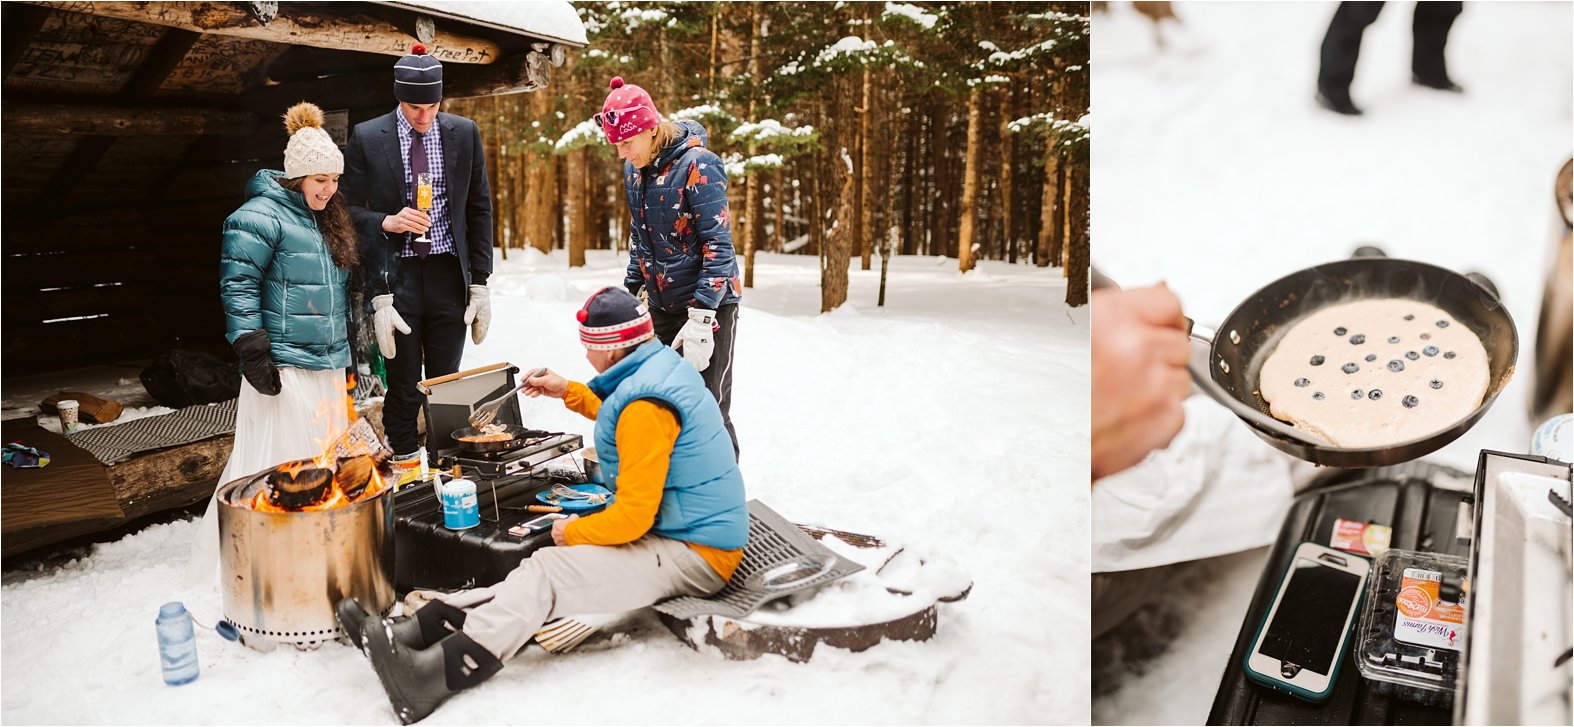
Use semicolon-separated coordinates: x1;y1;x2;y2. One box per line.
363;625;503;725
336;598;466;654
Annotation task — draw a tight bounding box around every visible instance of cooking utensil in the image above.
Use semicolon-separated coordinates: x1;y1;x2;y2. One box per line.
536;483;614;513
449;424;544;455
467;367;548;429
1186;252;1516;467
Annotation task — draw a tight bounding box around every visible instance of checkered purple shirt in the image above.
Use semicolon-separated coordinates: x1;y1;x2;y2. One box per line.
395;108;455;257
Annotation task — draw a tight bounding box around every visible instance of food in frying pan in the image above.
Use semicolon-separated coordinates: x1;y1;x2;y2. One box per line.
458;422;514;443
1259;300;1491;447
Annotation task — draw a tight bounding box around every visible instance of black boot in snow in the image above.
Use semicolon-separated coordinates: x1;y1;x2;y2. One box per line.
1315;88;1363;116
363;625;503;725
1412;73;1464;93
336;598;466;654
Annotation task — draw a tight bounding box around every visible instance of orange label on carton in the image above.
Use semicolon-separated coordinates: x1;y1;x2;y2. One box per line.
1331;518;1391;557
1394;567;1465;651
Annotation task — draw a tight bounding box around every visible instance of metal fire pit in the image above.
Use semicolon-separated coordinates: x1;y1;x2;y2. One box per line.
216;469;396;649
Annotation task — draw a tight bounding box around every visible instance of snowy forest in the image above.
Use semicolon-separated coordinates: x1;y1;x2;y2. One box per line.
446;1;1090;309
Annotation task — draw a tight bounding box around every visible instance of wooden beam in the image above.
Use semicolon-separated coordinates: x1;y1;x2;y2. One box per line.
8;102;258;136
120;27;202;96
447;50;555;98
246;46;552;113
11;102;258;137
26;26;225;210
2;3;50;78
40;134;117;206
30;1;503;64
264;44;389;84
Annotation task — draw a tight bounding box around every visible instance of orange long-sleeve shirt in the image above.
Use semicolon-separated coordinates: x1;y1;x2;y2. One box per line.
560;381;742;581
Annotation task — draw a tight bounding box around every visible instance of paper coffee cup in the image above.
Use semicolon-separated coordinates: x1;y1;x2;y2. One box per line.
57;399;80;432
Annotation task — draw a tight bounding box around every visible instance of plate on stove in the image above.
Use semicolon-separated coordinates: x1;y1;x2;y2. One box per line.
536;484;615;514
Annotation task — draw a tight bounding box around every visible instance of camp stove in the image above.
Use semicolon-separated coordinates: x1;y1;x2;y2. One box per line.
436;431;583;481
392;364;588;591
414;362;583;473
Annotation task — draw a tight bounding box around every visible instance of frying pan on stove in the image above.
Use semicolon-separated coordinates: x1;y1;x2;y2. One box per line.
449;424;545;455
1187;250;1517;468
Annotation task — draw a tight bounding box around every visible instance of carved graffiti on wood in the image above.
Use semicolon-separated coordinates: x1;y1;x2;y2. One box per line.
33;2;503;64
7;10;161;93
163;36;275;94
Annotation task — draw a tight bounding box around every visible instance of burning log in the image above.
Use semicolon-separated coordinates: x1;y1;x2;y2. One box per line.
252;454;391;513
244;419;395;513
265;460;334;510
334;452;389;502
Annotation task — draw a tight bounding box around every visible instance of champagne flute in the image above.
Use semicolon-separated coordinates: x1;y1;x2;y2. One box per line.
414;172;434;244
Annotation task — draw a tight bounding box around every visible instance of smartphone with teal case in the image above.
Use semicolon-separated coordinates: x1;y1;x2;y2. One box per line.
1243;541;1371;702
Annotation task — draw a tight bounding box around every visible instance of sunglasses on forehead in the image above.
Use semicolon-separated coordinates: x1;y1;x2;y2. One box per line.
593;104;653;130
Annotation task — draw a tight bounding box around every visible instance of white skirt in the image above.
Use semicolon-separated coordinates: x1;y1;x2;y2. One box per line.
183;367;349;587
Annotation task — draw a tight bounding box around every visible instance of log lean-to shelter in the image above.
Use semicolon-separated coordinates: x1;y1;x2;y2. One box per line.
0;1;588;558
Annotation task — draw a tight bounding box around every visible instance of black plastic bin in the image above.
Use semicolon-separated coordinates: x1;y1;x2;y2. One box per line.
1208;461;1471;726
392;472;578;593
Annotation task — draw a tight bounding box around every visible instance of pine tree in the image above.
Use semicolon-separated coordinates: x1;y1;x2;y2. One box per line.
443;1;1080;310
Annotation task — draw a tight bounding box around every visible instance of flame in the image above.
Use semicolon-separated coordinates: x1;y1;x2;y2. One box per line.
242;373;390;513
246;457;388;513
346;373;359;424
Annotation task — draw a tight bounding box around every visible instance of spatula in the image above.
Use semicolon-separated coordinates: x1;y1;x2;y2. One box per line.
466;367;547;429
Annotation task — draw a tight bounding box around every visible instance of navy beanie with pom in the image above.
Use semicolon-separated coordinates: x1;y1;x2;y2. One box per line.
393;43;443;104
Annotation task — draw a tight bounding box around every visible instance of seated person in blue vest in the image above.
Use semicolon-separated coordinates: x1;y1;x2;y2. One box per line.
341;43;494;485
336;286;748;725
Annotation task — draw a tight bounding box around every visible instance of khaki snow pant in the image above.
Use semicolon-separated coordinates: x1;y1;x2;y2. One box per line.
444;535;726;661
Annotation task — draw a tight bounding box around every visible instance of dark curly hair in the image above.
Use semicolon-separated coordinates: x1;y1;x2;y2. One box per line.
280;176;359;270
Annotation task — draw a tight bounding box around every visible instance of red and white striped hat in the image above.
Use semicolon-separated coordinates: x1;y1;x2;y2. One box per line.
577;287;654;351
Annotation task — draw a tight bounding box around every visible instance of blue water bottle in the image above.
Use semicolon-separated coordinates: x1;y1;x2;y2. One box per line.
156;601;200;685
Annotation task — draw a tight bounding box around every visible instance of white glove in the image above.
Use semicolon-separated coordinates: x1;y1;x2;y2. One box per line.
463;285;491;345
675;308;717;372
371;294;411;359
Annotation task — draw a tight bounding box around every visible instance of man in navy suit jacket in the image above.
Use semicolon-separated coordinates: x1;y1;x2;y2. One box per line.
341;44;494;474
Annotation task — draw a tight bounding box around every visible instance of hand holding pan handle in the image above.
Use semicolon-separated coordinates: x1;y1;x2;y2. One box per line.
1182;316;1330;449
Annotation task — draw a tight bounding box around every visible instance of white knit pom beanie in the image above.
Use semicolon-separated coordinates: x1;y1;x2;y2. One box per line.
281;102;343;178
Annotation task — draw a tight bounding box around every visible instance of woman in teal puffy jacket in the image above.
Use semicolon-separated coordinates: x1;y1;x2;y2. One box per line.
187;102;362;584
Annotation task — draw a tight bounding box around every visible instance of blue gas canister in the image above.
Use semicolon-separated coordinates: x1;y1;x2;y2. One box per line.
437;468;479;530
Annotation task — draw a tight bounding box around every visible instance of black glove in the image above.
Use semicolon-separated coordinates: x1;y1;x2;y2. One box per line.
233;330;281;396
626;283;643;298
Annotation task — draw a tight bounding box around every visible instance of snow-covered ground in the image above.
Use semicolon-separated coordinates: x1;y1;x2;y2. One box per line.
2;250;1089;725
1092;1;1571;723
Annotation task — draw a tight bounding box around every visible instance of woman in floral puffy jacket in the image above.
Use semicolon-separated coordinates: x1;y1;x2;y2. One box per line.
597;76;742;457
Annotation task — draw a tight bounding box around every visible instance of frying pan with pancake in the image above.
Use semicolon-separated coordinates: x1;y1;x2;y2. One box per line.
450;424;547;455
1185;251;1517;468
